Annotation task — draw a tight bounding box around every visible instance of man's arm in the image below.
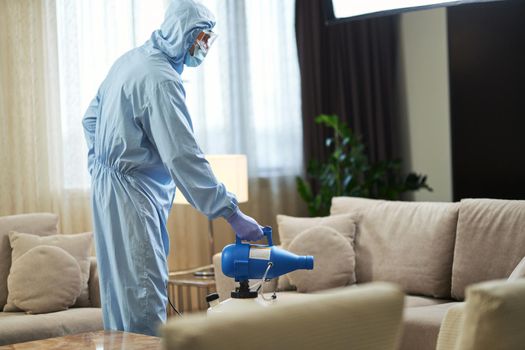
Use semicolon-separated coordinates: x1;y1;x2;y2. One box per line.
143;81;263;241
142;80;263;241
143;80;237;219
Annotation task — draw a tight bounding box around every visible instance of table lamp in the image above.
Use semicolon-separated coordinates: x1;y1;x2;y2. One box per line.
173;154;248;277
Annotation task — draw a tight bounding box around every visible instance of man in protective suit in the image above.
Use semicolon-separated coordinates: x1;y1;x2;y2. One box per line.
82;0;263;336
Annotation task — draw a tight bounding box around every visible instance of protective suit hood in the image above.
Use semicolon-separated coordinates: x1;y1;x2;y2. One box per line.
150;0;215;74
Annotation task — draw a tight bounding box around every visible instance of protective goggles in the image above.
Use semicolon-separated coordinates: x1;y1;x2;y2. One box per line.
193;30;218;56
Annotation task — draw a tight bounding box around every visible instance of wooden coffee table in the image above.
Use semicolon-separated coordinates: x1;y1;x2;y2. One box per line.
0;330;161;350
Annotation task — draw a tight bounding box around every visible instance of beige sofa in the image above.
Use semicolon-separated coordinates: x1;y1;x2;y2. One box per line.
214;197;525;350
0;213;103;346
162;282;404;350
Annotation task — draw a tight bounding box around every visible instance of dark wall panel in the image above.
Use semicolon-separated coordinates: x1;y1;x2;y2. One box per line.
448;0;525;200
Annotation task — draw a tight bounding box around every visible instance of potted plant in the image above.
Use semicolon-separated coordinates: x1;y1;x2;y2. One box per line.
297;114;432;216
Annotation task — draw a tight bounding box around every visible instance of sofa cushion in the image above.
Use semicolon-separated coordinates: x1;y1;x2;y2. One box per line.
0;308;103;346
404;295;452;308
276;214;356;291
400;302;459;350
8;246;82;314
288;226;356;292
330;197;385;216
0;213;59;308
5;232;93;311
451;199;525;300
331;197;459;298
277;214;356;248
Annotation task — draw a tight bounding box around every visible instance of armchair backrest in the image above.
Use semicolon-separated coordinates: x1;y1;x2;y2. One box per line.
437;279;525;350
162;282;404;350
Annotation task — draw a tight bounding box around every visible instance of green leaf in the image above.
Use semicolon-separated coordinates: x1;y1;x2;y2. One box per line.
296;177;313;202
297;114;432;216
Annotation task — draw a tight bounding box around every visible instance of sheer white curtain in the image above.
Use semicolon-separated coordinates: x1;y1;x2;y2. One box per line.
56;0;303;188
0;0;162;233
172;0;305;269
55;0;167;190
184;0;303;177
40;0;166;234
0;0;65;227
1;0;305;268
0;1;46;213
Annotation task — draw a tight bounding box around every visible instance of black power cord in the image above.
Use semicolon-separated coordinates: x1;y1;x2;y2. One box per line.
167;295;183;317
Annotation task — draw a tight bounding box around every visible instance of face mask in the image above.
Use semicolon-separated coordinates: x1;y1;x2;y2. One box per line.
184;45;206;67
184;30;217;67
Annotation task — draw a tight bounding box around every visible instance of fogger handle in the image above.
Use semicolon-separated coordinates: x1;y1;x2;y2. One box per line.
235;226;273;246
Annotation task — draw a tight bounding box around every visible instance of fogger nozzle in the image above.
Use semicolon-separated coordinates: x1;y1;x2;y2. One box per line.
299;255;314;270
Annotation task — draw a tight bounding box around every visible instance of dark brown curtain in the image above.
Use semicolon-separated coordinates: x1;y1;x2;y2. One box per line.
296;0;400;167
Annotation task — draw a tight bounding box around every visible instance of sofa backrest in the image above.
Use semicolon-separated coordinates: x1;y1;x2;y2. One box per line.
451;199;525;300
0;213;59;308
331;197;459;298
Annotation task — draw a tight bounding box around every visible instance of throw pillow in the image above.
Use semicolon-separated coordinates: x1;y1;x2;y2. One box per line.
7;245;82;314
4;231;92;311
276;214;356;291
0;213;59;309
288;226;356;292
508;256;525;281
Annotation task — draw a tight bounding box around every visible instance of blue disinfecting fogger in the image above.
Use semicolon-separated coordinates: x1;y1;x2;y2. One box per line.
207;227;314;314
222;226;314;282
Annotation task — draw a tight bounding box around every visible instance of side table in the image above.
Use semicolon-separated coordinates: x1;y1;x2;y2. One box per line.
167;270;216;315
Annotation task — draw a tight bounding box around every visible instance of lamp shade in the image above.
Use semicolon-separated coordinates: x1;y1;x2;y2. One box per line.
173;154;249;205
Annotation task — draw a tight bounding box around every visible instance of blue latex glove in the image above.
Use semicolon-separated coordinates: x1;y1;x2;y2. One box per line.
227;208;264;241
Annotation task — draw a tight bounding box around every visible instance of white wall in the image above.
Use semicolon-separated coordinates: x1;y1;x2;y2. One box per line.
398;8;453;202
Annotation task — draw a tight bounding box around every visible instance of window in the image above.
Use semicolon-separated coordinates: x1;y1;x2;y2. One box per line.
56;0;302;189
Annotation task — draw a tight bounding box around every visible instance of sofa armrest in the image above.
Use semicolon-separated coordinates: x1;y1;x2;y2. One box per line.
88;257;101;308
436;303;465;350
